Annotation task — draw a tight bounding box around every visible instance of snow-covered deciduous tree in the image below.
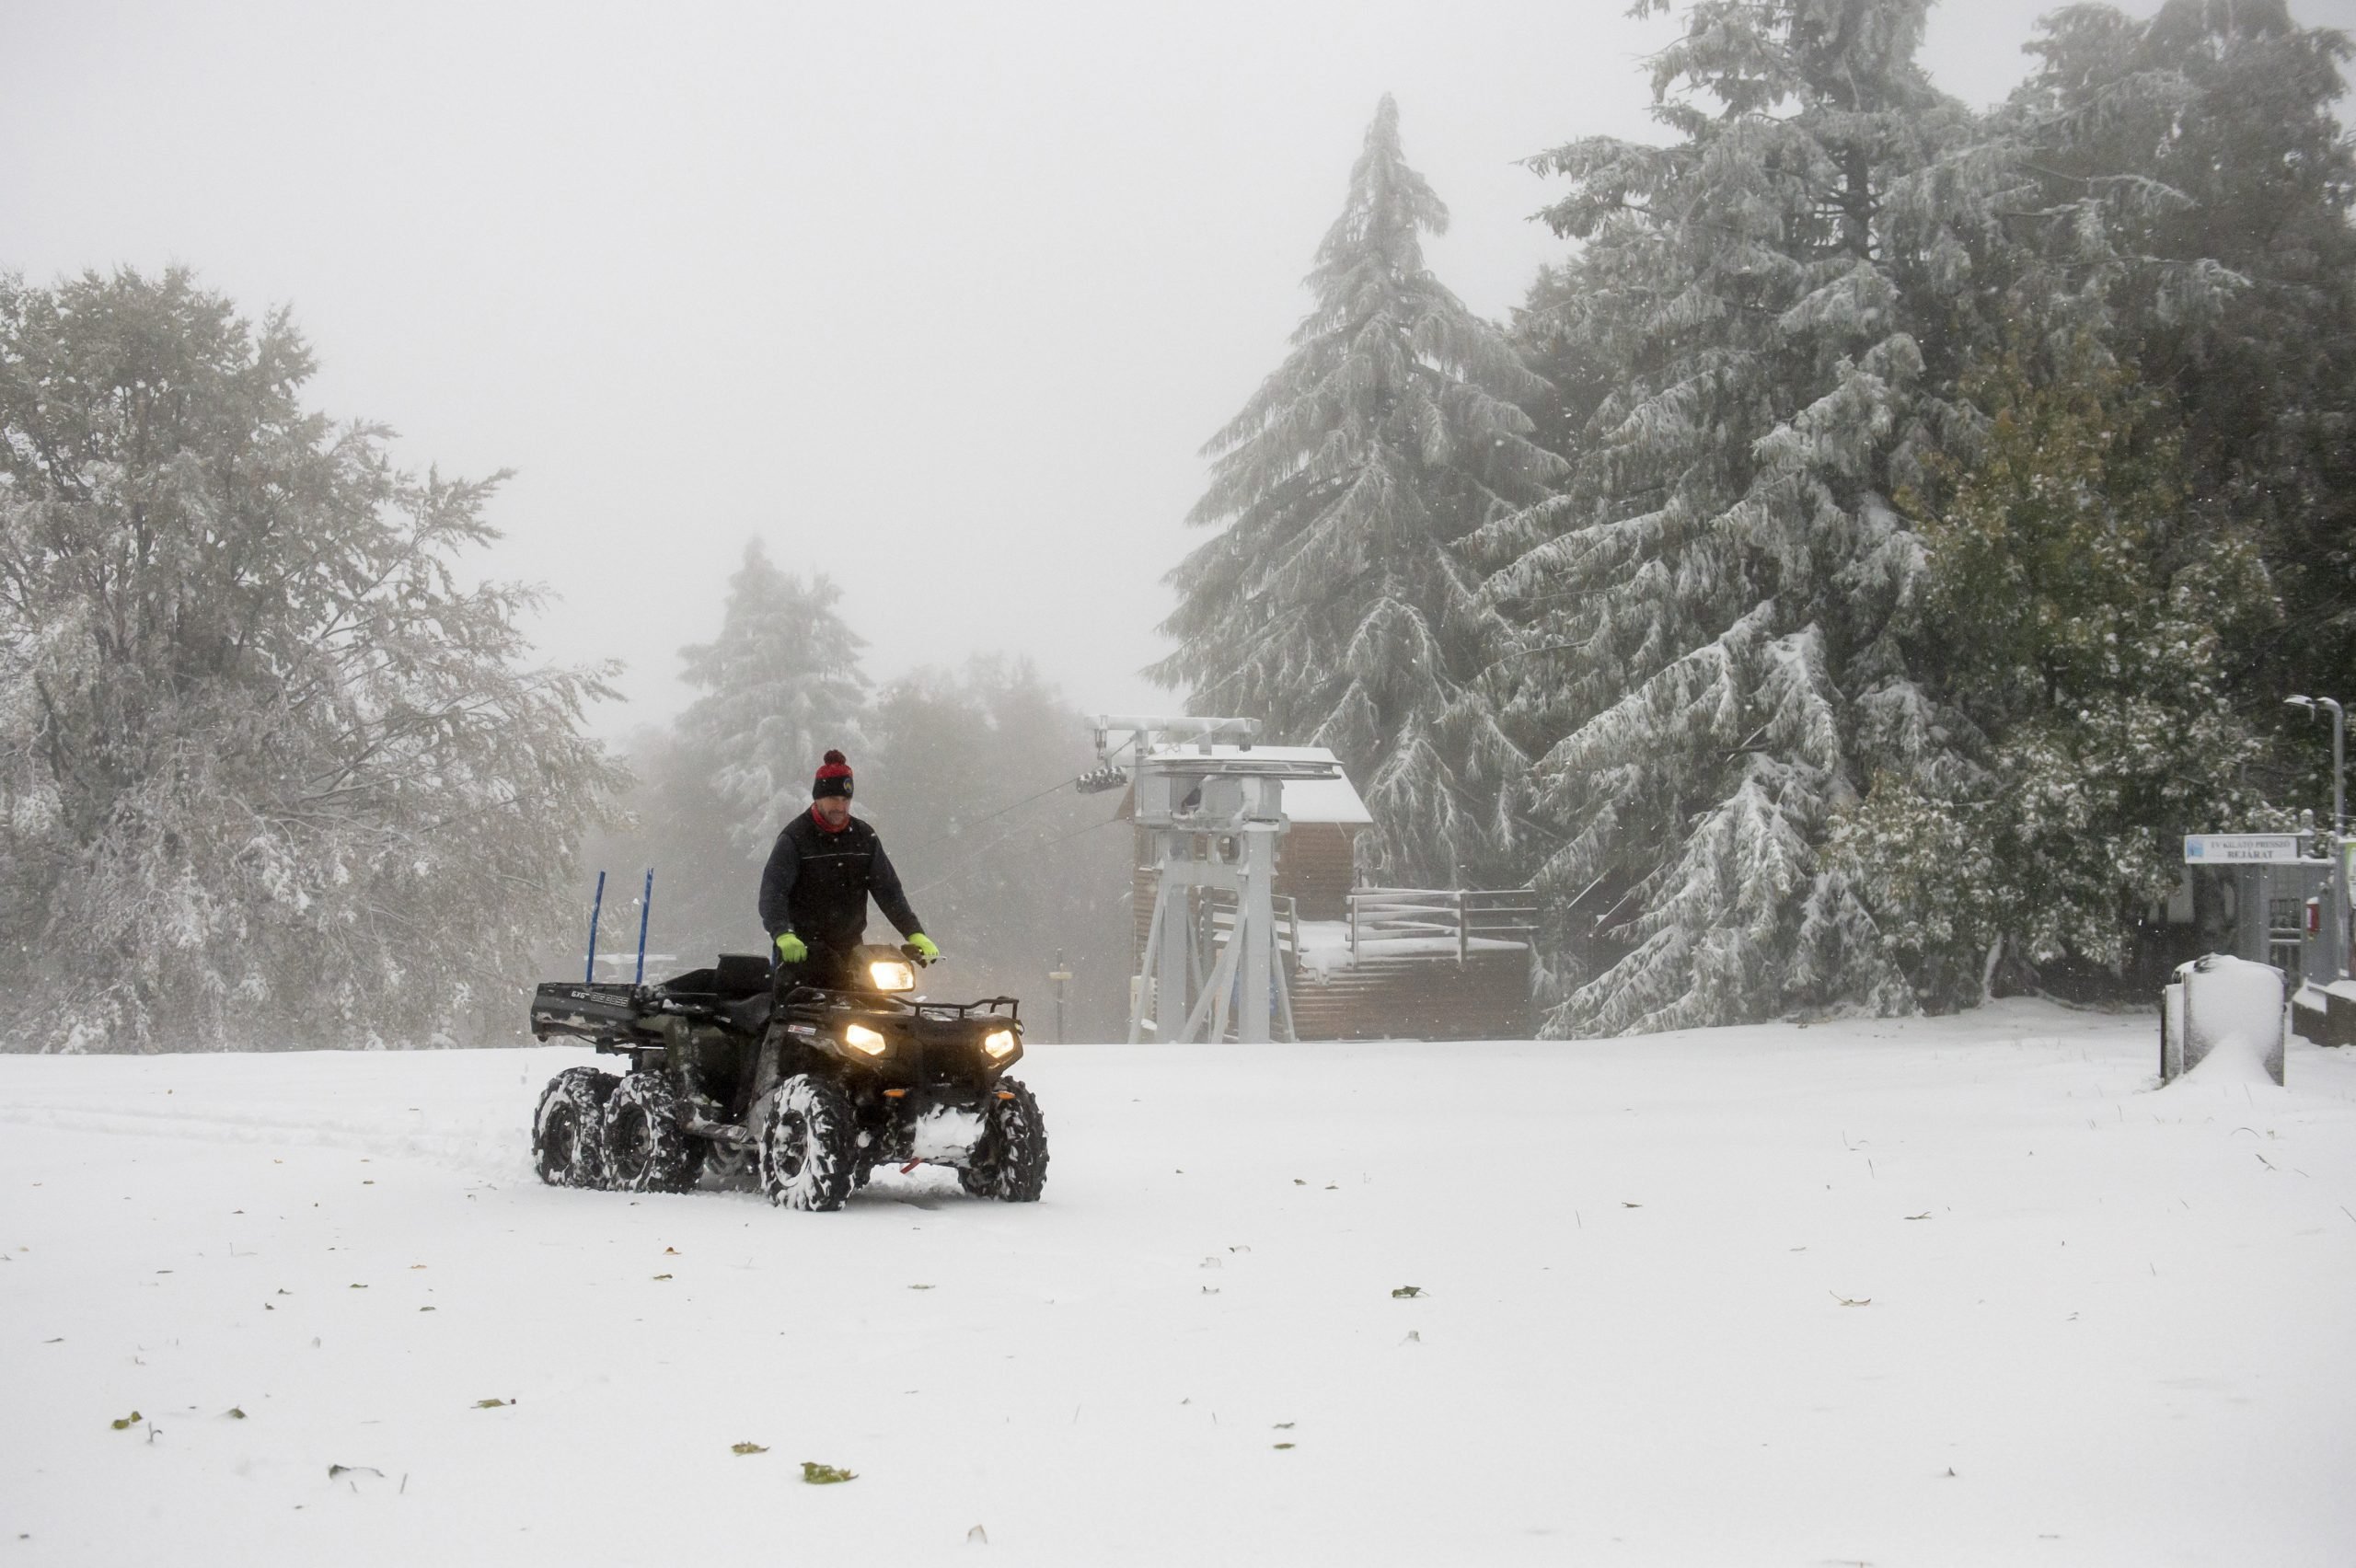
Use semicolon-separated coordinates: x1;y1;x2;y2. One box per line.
1155;95;1564;887
1483;0;2031;1033
1833;352;2276;1006
675;541;868;859
0;269;624;1052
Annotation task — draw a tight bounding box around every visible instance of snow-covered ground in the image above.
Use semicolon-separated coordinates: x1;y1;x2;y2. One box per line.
6;1000;2354;1566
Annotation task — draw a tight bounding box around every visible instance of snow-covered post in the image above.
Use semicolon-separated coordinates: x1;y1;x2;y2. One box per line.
2166;954;2286;1086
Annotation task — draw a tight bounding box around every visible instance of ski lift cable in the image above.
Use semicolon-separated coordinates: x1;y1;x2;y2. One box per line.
906;812;1124;898
894;772;1091;859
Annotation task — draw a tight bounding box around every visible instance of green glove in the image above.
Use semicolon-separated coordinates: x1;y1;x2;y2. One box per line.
907;932;941;963
774;931;807;963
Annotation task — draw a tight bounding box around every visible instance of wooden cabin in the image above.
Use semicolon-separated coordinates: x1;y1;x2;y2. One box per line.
1126;745;1535;1041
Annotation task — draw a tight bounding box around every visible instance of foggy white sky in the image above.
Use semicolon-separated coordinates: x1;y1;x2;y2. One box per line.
6;0;2352;743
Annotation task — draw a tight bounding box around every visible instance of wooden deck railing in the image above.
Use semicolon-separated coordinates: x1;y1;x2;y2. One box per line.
1346;887;1538;963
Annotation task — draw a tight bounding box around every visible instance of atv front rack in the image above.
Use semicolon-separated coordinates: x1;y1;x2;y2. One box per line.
908;996;1021;1023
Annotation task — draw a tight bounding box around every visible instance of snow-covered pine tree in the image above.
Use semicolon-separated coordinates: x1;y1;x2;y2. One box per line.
675;541;869;858
0;269;624;1052
1154;96;1564;887
1483;0;2041;1033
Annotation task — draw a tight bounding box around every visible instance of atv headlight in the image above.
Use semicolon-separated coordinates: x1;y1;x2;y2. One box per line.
843;1022;889;1056
981;1027;1018;1059
867;959;916;993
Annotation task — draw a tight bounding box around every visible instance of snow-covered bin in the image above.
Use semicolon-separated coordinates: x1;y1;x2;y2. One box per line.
2163;954;2285;1086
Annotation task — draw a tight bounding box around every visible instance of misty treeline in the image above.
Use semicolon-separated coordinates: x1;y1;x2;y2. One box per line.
583;542;1133;1042
1160;0;2356;1032
0;271;1130;1052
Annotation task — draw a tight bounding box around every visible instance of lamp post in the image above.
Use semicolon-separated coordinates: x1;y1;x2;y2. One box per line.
2286;696;2347;982
1047;948;1072;1043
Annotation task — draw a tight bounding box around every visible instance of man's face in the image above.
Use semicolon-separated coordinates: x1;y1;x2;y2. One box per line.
814;795;851;829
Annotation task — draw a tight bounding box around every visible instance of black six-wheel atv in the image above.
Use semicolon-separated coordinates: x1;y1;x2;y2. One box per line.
526;944;1046;1211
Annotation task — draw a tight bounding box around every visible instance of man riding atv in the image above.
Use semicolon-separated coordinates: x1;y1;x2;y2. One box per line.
526;743;1045;1210
759;748;941;986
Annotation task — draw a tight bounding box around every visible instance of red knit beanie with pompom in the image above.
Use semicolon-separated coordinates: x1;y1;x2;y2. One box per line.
812;749;853;801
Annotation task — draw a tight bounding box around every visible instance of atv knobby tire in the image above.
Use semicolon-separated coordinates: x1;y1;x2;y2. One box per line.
959;1077;1047;1202
760;1074;857;1212
534;1066;618;1189
603;1072;705;1194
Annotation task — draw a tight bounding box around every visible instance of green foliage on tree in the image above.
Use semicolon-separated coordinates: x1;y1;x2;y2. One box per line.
1156;95;1563;886
1834;352;2276;1004
2006;0;2356;753
0;268;623;1051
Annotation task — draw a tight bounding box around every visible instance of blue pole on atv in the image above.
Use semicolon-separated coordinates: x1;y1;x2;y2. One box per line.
634;870;654;986
584;870;606;983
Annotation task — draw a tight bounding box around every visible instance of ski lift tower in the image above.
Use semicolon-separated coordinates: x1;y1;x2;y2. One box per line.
1088;715;1342;1044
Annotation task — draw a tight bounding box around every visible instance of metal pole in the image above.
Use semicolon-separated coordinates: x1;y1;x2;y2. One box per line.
584;870;606;984
634;870;654;986
2329;699;2348;982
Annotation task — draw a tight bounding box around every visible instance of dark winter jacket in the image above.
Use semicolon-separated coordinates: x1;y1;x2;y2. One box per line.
757;808;925;960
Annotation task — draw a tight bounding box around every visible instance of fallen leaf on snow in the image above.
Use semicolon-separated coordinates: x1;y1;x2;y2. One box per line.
473;1399;510;1410
1390;1286;1423;1298
731;1442;768;1456
226;1407;247;1420
110;1411;143;1430
1273;1442;1296;1450
801;1460;856;1484
652;1274;674;1281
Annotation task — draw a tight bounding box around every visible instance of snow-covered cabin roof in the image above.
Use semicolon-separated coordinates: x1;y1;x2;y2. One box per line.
1134;744;1372;825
